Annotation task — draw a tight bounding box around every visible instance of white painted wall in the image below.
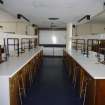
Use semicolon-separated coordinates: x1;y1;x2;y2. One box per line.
27;25;35;35
0;9;36;35
43;47;64;56
0;9;17;33
91;23;105;34
73;23;105;36
0;22;17;33
0;9;16;22
77;23;91;35
0;9;38;57
39;30;66;56
16;22;27;35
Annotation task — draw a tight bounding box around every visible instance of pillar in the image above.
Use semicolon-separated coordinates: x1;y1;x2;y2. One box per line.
66;23;73;51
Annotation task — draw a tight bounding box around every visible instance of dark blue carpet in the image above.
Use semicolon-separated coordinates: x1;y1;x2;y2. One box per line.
23;57;82;105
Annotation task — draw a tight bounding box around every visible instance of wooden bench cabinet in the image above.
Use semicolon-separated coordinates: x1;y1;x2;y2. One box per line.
0;48;43;105
63;50;105;105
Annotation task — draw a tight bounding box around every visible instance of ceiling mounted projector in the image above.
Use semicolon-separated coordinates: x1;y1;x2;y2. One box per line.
78;15;90;24
0;0;4;4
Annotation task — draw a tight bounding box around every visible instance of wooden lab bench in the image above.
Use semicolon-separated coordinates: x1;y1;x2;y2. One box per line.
63;49;105;105
0;47;43;105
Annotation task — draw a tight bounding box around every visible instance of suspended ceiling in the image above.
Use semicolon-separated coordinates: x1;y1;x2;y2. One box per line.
0;0;104;28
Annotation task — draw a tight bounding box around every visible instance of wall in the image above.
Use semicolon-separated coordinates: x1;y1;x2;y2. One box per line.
16;22;27;35
73;23;105;36
39;29;66;56
0;9;38;57
0;9;35;35
0;9;17;22
0;22;16;33
0;9;17;33
91;23;105;34
27;25;35;35
77;23;91;35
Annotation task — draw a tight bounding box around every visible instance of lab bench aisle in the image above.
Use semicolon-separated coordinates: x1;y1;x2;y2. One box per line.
23;57;82;105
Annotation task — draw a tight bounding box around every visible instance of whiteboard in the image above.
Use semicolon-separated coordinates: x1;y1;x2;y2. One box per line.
39;30;66;44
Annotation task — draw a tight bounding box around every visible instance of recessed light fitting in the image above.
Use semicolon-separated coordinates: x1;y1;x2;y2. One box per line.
48;18;60;20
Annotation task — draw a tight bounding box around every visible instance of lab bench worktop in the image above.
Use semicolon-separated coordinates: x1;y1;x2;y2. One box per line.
64;49;105;105
66;49;105;79
0;47;42;77
0;47;43;105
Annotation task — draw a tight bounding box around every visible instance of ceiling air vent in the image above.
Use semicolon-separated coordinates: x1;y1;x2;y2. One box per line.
48;18;59;20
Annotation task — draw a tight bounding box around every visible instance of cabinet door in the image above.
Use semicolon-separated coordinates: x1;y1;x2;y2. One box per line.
95;80;105;105
9;74;20;105
75;65;81;94
79;69;86;97
85;75;96;105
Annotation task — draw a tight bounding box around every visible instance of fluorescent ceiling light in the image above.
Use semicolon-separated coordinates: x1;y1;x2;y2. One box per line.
48;18;60;20
52;35;57;44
